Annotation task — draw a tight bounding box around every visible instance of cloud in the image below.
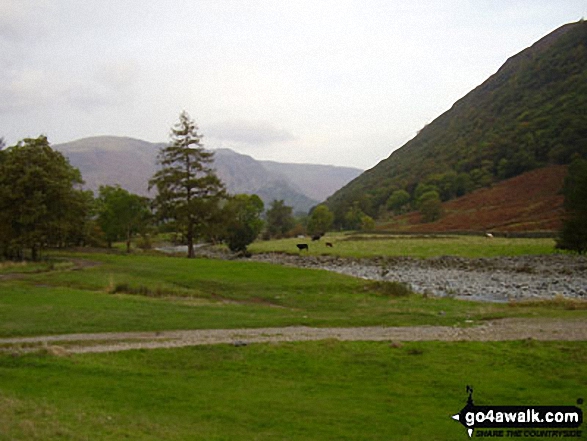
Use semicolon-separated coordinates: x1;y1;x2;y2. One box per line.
64;61;139;111
0;68;53;113
206;119;297;146
0;0;51;42
0;61;138;114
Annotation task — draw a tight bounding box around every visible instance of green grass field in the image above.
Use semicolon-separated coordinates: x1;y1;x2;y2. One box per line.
0;252;584;338
1;340;585;440
0;238;585;440
248;233;557;258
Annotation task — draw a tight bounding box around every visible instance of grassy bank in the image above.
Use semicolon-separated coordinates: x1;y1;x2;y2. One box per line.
1;252;585;337
1;244;586;440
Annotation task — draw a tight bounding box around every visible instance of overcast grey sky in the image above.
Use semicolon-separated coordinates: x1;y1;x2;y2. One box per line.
1;1;584;169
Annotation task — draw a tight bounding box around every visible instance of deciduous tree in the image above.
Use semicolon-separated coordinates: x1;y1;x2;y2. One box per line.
223;194;264;253
97;185;151;252
308;205;334;235
266;200;295;238
0;136;87;259
386;190;410;214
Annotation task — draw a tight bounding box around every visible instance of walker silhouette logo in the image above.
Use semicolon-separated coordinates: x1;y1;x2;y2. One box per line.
451;386;583;438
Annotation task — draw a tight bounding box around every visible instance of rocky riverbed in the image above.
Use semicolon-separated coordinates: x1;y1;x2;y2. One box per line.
245;253;587;302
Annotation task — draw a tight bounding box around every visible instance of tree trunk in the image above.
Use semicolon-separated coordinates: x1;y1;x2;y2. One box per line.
126;229;131;253
187;221;195;258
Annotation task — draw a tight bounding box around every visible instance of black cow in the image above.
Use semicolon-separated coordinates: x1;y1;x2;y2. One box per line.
296;243;309;251
325;242;333;248
311;234;322;241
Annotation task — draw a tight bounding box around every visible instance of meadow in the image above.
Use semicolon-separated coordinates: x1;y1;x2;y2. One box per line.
1;341;585;440
248;233;557;258
0;236;585;440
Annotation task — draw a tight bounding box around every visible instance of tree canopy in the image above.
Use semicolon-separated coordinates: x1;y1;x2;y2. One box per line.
556;158;587;253
0;136;89;259
266;200;295;238
97;185;151;252
223;194;264;253
307;205;334;235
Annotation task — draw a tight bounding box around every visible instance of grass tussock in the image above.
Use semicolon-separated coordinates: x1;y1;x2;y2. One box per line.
0;261;29;269
508;294;587;310
0;259;74;275
364;280;412;297
106;280;194;298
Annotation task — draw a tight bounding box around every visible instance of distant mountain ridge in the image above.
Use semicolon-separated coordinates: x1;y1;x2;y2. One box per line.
54;136;362;213
325;20;587;227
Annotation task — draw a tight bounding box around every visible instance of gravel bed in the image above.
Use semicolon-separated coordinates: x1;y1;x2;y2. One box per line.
245;253;587;302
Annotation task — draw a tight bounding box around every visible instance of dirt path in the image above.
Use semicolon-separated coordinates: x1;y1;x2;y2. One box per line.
1;318;586;354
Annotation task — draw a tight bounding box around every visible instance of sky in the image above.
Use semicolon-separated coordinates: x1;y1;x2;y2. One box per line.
0;1;585;169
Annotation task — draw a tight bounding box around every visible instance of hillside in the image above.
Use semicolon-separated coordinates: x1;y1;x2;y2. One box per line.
54;136;362;213
326;20;587;227
380;165;567;233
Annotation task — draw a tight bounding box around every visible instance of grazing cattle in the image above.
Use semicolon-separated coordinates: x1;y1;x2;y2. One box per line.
485;233;494;239
296;243;309;251
311;234;322;241
325;242;333;248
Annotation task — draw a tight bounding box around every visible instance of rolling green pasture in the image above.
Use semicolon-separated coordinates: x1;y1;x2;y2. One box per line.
248;233;557;258
1;243;585;440
0;252;584;338
1;340;585;440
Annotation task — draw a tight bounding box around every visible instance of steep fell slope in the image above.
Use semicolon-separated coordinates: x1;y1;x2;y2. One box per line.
326;20;587;226
381;165;567;233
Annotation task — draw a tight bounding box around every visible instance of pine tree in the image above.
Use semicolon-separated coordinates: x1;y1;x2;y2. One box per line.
149;111;226;258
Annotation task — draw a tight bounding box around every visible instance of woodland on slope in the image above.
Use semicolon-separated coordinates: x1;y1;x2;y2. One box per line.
325;20;587;227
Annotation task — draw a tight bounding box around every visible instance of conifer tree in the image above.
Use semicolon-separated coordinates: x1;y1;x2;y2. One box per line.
149;111;225;258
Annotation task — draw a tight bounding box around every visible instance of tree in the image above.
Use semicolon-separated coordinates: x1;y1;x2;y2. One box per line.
307;205;334;236
344;202;366;230
97;185;151;252
556;158;587;253
223;194;264;253
413;183;439;202
386;190;411;214
0;136;87;260
419;191;443;223
342;202;376;231
149;111;226;258
265;200;295;238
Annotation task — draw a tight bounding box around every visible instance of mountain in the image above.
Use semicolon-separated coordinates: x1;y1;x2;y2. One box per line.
325;20;587;227
55;136;163;198
259;160;363;202
54;136;362;213
211;148;321;213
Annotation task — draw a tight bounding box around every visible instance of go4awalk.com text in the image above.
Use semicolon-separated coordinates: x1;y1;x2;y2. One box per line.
451;387;583;438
